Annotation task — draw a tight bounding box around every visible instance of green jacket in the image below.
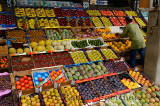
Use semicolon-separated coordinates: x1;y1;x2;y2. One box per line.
119;23;146;49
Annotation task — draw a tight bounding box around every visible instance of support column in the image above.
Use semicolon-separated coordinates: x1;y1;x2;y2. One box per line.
144;10;160;84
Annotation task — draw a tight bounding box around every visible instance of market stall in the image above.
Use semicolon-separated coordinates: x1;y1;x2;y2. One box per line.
0;0;157;106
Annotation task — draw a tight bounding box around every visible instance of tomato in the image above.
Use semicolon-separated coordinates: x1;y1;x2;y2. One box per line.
28;81;33;86
38;77;43;82
25;84;29;88
16;85;21;90
27;77;32;81
23;75;28;80
29;86;33;89
19;78;24;82
16;81;20;85
44;83;48;86
24;80;28;84
20;82;25;87
47;80;51;84
21;87;25;90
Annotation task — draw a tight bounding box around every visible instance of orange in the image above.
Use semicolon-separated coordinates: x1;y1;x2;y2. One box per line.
16;85;21;90
60;79;63;82
25;84;29;88
23;75;28;80
57;72;60;75
27;77;32;81
54;74;57;77
21;87;25;90
62;77;65;81
51;76;55;80
28;81;33;86
16;81;20;85
52;70;56;74
58;70;62;73
20;82;25;87
50;72;53;76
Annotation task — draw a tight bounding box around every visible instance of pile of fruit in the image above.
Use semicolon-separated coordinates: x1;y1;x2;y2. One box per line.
104;61;119;73
25;8;36;17
100;17;113;26
49;19;60;28
100;10;114;16
78;64;96;78
114;61;129;71
61;29;74;39
114;41;127;51
33;71;51;86
0;57;8;68
15;75;34;91
86;10;101;16
0;4;2;12
106;42;120;52
113;10;126;16
52;52;74;65
101;33;117;39
125;11;137;16
28;30;45;37
20;94;41;106
49;69;66;83
12;56;34;71
7;30;26;38
45;9;56;17
52;40;71;50
110;17;122;26
29;37;46;43
129;70;152;86
91;62;109;75
14;8;25;17
2;15;15;27
91;17;104;27
96;27;111;33
54;8;63;17
86;50;104;61
58;18;69;26
63;9;72;17
118;17;127;26
140;29;147;37
33;53;54;68
36;8;46;17
135;17;147;26
42;88;64;106
46;29;62;40
106;76;126;91
61;86;83;106
64;66;83;80
70;51;88;64
88;39;104;46
121;78;139;89
39;18;50;28
121;93;142;106
28;19;35;29
105;96;124;106
69;18;76;27
135;85;160;106
101;49;118;60
71;40;89;49
9;47;31;54
76;81;99;100
92;78;113;96
0;73;12;90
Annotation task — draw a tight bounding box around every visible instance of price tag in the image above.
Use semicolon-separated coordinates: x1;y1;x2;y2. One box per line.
39;86;42;92
54;83;58;89
18;90;22;97
35;87;39;93
134;67;139;72
71;80;75;85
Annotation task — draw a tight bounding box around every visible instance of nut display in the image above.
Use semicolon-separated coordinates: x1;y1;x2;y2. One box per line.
28;30;45;37
7;30;26;38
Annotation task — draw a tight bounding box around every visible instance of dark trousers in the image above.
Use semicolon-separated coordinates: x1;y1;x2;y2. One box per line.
130;48;145;68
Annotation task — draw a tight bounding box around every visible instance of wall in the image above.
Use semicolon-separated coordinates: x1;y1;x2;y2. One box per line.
139;0;150;8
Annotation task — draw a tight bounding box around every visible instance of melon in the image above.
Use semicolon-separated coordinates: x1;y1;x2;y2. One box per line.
9;48;16;54
31;42;37;48
46;40;51;45
52;41;57;46
24;48;30;53
17;48;23;53
39;40;45;46
65;45;71;50
46;45;53;50
37;46;43;51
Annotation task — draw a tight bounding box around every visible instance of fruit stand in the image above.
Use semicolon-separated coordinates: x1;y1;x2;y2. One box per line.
1;0;158;106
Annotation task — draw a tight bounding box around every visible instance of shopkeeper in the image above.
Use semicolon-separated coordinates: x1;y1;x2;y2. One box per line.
116;16;146;68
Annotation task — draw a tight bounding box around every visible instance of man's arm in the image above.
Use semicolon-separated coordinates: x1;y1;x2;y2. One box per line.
119;26;128;37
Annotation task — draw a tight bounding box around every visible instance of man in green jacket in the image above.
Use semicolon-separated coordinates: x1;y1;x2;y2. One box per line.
116;16;146;68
